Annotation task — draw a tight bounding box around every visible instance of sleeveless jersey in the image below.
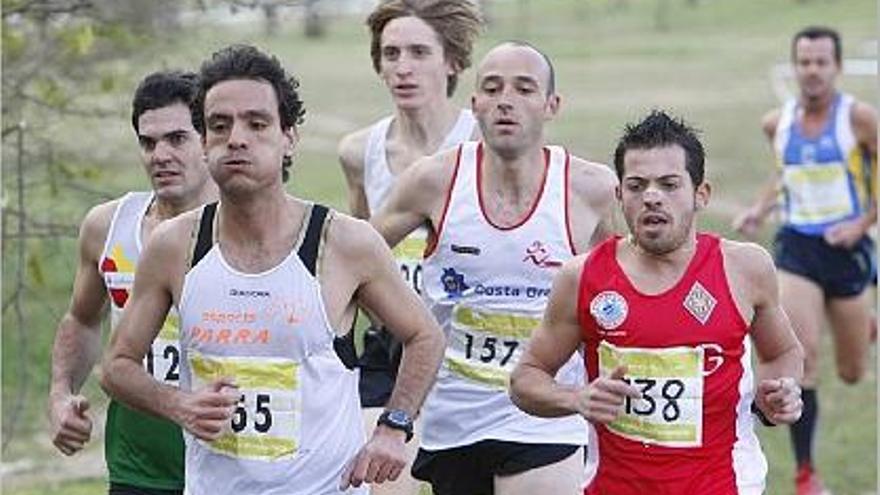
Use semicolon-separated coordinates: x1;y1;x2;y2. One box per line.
178;204;366;495
364;109;476;294
420;141;588;450
775;92;874;235
98;191;185;490
578;234;766;494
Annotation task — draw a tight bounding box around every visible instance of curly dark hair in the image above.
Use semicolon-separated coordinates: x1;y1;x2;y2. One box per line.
192;44;305;182
131;70;198;133
613;110;706;186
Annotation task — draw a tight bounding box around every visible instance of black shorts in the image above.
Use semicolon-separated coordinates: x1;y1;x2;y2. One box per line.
773;227;875;298
358;325;402;407
108;483;182;495
411;440;581;495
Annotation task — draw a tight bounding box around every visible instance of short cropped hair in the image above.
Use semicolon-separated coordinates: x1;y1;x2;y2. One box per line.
613;110;706;187
792;26;842;65
131;70;198;133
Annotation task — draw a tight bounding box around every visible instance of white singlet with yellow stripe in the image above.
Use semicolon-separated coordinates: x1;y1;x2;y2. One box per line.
178;209;365;495
99;191;180;385
364;109;476;294
419;141;589;450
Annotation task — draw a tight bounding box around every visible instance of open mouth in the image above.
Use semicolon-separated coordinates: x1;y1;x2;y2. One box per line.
153;170;180;180
641;213;669;227
393;84;418;94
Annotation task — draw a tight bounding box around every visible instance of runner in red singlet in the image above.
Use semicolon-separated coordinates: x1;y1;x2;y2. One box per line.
510;110;804;494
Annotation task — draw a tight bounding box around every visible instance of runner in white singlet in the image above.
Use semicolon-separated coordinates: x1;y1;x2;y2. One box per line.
370;41;618;495
338;3;481;493
102;45;445;495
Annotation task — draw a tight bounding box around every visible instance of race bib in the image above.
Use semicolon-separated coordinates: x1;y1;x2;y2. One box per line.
189;351;300;461
445;305;538;389
393;235;427;295
784;162;854;225
106;274;181;386
598;340;704;448
146;312;181;386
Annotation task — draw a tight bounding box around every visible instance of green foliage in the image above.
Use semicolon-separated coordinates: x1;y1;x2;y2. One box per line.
58;23;96;57
1;24;27;61
26;244;46;287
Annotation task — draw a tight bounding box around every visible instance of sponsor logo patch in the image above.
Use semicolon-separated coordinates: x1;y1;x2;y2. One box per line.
441;268;469;297
451;244;481;256
683;282;716;325
590;291;628;330
523;240;563;268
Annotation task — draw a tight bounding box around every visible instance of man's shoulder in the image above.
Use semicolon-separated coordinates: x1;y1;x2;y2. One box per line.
324;210;386;258
338;125;376;171
719;237;775;281
149;207;204;253
849;98;878;129
568;155;617;203
401;146;462;192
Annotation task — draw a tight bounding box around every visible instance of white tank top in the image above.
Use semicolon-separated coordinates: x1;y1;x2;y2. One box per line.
99;191;181;387
420;142;589;450
364;109;476;295
178;204;365;495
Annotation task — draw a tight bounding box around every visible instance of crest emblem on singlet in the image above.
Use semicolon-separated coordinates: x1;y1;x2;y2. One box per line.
590;291;628;330
683;281;716;325
441;268;470;298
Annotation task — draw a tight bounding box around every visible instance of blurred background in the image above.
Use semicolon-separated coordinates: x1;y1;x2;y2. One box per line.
1;0;876;493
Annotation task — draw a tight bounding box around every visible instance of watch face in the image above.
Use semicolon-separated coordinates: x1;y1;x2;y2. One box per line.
388;410;410;425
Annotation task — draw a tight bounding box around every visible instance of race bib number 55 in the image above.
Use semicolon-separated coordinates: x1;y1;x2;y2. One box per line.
189;351;301;461
598;340;704;448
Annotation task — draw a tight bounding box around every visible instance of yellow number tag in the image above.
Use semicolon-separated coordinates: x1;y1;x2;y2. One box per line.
445;305;538;389
598;340;704;448
783;163;854;225
189;351;300;460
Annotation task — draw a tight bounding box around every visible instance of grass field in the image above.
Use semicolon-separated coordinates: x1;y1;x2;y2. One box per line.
2;0;877;493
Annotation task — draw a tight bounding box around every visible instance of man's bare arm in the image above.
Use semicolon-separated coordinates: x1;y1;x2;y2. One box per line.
510;257;639;423
338;129;371;220
728;241;803;424
352;223;445;415
101;217;236;439
570;158;619;252
334;217;445;489
733;110;783;237
370;150;456;248
48;201;115;455
510;259;587;416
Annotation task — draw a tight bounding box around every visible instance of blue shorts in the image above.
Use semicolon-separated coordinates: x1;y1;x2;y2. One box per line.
773;227;875;298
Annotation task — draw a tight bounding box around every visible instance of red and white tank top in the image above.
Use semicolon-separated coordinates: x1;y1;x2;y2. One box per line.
420;141;588;450
578;234;766;494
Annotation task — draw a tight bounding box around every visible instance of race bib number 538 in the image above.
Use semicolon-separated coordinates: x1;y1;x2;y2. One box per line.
598;340;704;448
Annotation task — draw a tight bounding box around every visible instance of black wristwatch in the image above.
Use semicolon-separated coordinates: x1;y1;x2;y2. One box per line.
377;409;414;443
